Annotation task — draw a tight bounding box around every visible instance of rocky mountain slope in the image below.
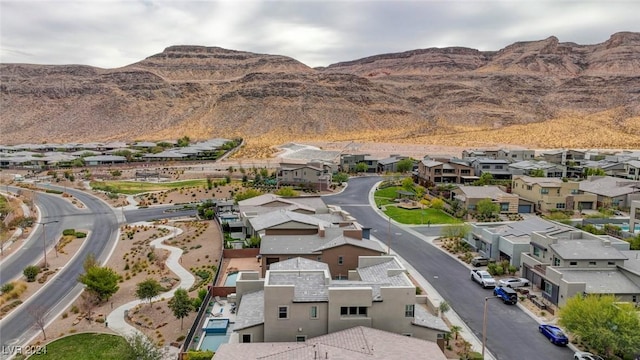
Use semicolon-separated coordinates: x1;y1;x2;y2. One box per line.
1;33;639;152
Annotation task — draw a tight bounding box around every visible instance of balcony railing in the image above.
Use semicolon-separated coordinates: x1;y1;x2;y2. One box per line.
533;264;547;275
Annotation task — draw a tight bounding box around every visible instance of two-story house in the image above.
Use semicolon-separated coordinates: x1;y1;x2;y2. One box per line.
233;256;449;344
276;160;333;191
259;225;385;278
511;176;597;213
542;149;586;178
452;185;519;214
462;148;535;163
339;153;378;173
465;217;572;267
520;229;640;307
467;158;512;180
414;157;476;186
508;160;566;178
579;176;640;209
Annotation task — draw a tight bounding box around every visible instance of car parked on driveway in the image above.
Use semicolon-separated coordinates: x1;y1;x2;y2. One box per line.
470;269;496;288
471;256;491;267
497;277;530;288
539;324;569;346
574;351;604;360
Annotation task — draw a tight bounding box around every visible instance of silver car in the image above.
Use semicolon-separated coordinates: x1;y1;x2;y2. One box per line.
497;277;530;288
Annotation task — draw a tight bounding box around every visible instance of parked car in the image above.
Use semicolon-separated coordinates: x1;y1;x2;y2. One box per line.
471;256;491;267
470;269;496;288
538;324;569;346
493;286;518;304
497;277;530;288
574;351;604;360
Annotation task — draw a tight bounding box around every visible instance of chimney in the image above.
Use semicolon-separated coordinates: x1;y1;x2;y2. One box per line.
318;224;325;238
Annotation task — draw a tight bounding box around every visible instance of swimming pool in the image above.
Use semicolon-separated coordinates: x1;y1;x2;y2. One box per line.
595;224;640;232
224;272;239;286
197;320;232;352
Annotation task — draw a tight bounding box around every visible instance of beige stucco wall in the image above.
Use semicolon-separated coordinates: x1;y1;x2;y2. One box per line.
327;287;374;333
237;324;264;343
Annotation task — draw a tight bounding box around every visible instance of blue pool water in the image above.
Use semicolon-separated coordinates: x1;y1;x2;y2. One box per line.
224;272;239;286
596;224;640;232
199;332;231;352
203;318;229;334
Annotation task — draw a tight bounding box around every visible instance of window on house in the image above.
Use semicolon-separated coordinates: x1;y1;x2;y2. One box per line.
495;165;503;169
310;306;318;319
500;203;509;212
296;335;306;342
482;165;490;169
405;304;415;317
317;256;322;261
338;256;343;265
556;203;566;209
278;306;289;319
633;295;637;303
242;334;251;343
588;261;597;267
608;261;616;266
533;247;541;257
527;185;532;190
340;306;367;316
541;188;549;194
569;261;577;267
553;258;560;266
544;282;553;296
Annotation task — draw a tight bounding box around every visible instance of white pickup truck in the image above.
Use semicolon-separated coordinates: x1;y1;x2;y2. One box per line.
470;269;496;288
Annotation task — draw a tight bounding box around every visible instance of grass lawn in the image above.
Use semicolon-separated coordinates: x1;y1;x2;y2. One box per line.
383;206;461;225
90;179;212;195
29;333;130;360
374;186;407;207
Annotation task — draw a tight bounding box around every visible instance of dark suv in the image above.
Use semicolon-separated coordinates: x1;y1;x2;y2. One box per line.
493;286;518;305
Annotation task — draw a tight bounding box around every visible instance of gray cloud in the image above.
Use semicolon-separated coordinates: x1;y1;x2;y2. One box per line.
1;0;638;68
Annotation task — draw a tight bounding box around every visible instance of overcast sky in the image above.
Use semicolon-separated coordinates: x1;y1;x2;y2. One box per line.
1;1;638;69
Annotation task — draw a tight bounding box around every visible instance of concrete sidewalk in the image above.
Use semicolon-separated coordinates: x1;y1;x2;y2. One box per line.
106;223;195;359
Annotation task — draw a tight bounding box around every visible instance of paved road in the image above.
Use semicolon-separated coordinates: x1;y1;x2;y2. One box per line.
0;186;119;358
322;176;573;360
123;204;197;224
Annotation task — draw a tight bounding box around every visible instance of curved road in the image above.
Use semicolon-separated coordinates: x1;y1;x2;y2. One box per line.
322;176;573;360
0;186;119;358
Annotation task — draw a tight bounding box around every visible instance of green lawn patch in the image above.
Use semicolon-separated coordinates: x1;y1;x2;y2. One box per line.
383;206;461;225
29;333;130;360
90;179;214;195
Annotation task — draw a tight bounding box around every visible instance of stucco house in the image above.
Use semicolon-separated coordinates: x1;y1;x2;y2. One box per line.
578;176;640;209
508;160;566;178
452;185;519;214
511;176;597;212
414;157;476;186
232;256;450;345
276;161;333;191
465;217;573;267
214;326;448;360
520;229;640;307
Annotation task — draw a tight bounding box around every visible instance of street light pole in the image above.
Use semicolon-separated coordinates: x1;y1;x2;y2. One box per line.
36;220;59;268
482;296;499;359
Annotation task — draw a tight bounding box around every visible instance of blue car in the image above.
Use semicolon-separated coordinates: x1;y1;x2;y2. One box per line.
539;324;569;346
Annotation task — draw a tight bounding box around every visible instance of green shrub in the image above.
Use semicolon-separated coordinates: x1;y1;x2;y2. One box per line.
468;351;484;360
486;263;497;276
494;265;504;276
63;229;76;236
1;282;14;293
186;351;214;360
23;265;40;282
75;232;87;238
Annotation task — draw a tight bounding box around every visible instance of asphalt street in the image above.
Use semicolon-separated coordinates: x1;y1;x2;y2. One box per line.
322;176;573;360
0;185;119;358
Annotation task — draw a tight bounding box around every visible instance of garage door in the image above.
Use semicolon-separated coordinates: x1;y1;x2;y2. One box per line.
518;204;532;213
578;202;593;210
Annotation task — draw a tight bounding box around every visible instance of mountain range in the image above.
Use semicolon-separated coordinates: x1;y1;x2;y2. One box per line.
1;32;639;155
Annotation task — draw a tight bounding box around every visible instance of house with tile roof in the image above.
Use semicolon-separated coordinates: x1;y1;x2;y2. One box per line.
232;256;449;347
214;325;448;360
276;161;334;191
520;228;640;307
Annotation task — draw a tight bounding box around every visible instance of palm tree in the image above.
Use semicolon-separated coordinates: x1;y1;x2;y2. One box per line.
450;325;462;340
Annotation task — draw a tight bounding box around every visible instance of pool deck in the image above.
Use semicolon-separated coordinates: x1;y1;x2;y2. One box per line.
218;257;262;286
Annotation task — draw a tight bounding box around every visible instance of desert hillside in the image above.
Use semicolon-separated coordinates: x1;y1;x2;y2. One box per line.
1;32;639;155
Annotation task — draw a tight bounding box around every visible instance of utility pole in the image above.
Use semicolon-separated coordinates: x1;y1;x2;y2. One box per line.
35;220;60;267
